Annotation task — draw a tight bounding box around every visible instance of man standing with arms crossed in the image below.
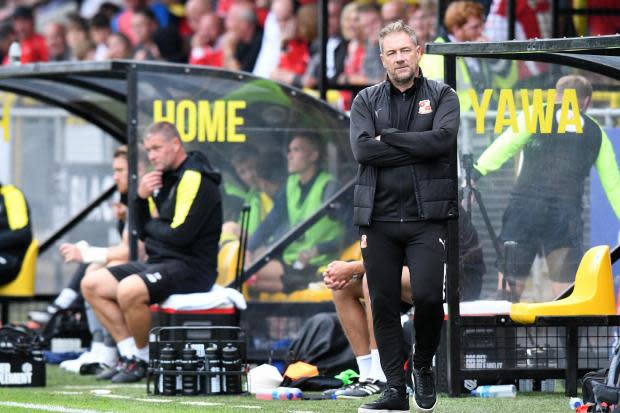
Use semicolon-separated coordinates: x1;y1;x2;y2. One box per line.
82;121;222;382
350;21;460;413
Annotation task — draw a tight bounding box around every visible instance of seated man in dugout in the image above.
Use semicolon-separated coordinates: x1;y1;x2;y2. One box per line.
0;181;32;287
247;132;345;294
81;121;223;383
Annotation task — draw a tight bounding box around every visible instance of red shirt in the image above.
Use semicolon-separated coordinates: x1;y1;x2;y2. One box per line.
189;46;223;67
344;41;365;77
277;39;309;75
20;34;48;63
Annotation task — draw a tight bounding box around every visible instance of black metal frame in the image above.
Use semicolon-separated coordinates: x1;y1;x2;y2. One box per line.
426;34;620;397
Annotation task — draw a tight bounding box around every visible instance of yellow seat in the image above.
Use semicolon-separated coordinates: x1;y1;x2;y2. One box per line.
510;245;615;324
0;239;38;297
215;239;240;287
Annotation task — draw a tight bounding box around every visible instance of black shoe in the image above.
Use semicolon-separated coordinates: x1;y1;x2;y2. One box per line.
96;357;129;380
412;367;437;413
80;362;109;376
111;357;148;383
358;387;409;413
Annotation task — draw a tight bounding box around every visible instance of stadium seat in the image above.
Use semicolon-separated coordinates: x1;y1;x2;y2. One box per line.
215;239;241;287
510;245;615;324
0;239;38;297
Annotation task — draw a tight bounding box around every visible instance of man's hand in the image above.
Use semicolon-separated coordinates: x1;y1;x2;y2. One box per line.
111;202;127;222
59;243;83;263
323;260;362;290
138;171;162;199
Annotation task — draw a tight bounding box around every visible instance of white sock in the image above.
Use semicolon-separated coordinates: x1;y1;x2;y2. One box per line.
135;345;149;362
369;349;387;382
117;337;137;358
54;288;79;309
356;354;372;382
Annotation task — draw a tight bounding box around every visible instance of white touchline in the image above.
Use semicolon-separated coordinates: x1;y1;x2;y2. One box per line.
0;401;118;413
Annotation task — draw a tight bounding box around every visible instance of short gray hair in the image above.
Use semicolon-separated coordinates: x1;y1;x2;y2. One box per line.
379;20;418;53
144;121;181;142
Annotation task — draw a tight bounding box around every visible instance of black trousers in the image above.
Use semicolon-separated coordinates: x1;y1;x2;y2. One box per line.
360;220;447;390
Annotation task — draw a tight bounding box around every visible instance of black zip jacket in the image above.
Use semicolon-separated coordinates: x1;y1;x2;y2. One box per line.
350;73;460;226
135;151;223;287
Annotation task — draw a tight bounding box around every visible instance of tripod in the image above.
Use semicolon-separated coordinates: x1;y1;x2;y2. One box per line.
462;154;518;300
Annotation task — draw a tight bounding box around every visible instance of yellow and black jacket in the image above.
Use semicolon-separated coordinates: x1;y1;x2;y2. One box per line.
134;152;223;289
0;183;32;283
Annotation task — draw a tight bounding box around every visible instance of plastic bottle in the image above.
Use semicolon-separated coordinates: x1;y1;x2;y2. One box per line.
8;41;21;65
180;344;199;395
569;397;583;410
222;343;242;394
255;387;303;400
159;344;177;396
471;384;517;398
205;343;221;394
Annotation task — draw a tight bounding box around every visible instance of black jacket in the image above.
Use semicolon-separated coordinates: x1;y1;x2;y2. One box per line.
349;74;460;226
135;151;222;288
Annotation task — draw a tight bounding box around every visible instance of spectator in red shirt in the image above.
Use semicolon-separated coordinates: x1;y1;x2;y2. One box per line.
189;12;223;67
12;6;48;63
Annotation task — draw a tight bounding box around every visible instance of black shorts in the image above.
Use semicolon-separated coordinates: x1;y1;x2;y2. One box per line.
107;260;212;304
499;198;583;282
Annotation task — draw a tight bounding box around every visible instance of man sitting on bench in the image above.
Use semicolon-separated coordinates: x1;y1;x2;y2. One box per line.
82;121;223;383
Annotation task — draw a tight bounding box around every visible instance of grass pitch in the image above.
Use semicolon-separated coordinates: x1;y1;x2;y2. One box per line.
0;365;577;412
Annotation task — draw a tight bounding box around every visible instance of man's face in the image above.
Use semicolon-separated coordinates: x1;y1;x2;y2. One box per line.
112;156;129;194
234;159;258;188
13;17;33;40
287;137;317;175
144;133;180;172
131;14;153;44
452;16;484;42
360;11;381;42
44;24;66;58
380;31;421;86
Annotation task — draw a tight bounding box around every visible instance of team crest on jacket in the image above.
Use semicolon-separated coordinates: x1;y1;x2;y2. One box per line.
418;99;432;114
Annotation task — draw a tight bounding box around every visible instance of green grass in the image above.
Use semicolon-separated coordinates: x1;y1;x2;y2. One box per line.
0;365;576;412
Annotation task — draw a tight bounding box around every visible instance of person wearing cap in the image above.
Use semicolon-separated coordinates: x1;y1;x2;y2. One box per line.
10;6;48;64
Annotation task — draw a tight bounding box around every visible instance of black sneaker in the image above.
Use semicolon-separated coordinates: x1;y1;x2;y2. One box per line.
96;357;129;381
412;367;437;413
358;387;409;413
111;357;148;383
338;378;385;399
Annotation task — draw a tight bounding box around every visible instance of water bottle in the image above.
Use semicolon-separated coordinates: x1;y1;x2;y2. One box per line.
159;344;177;396
255;387;303;400
180;344;199;395
204;343;221;394
8;41;21;65
471;384;517;398
569;397;583;410
222;343;242;394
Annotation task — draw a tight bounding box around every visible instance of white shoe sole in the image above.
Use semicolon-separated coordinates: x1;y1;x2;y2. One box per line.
358;408;409;413
412;395;437;413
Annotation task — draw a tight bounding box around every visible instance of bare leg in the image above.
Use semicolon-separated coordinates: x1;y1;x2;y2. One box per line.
333;281;369;356
81;268;131;342
252;260;285;292
116;275;151;348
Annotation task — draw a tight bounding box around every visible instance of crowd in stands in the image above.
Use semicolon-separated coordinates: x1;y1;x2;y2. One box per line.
1;0;618;85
